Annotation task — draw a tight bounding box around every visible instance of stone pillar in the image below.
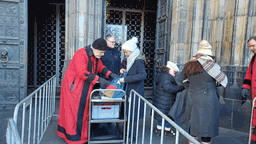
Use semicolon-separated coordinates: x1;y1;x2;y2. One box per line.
206;0;223;65
62;0;103;81
243;0;256;66
190;0;205;58
169;0;190;65
231;0;249;66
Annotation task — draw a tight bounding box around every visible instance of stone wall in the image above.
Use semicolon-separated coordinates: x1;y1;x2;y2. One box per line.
167;0;256;133
220;65;251;133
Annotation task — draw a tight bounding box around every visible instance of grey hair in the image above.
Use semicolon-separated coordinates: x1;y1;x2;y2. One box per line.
106;34;115;40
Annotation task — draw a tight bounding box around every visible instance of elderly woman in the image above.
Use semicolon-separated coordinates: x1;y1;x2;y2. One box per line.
118;37;147;140
177;40;227;144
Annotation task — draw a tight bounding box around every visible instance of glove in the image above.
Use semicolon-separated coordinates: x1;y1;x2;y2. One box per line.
241;88;249;99
110;73;118;79
178;84;185;92
98;77;110;88
117;78;124;84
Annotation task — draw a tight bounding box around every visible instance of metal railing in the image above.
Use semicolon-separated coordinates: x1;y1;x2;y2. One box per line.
6;75;56;144
249;97;256;144
126;89;200;144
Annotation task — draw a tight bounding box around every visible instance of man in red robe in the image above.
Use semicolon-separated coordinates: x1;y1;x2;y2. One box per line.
241;36;256;143
57;38;117;144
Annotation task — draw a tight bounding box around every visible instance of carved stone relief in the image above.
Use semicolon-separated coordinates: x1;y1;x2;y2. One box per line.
0;93;4;101
0;25;3;37
0;83;19;91
6;70;18;80
0;69;19;103
0;2;4;15
6;26;18;38
0;2;19;38
6;3;18;15
0;91;18;103
0;69;3;80
5;91;17;101
0;16;18;25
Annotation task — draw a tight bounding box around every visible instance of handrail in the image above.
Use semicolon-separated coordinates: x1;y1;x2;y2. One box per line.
127;89;200;144
6;75;56;144
6;118;22;144
249;97;256;144
13;76;56;124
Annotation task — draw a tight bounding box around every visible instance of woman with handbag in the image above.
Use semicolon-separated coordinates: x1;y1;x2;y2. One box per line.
177;40;227;144
118;37;147;142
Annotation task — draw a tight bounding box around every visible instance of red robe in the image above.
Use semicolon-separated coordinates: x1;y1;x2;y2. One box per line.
242;55;256;141
57;46;111;144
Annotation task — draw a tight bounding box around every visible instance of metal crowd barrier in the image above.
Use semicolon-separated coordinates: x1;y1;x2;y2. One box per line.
126;89;200;144
6;75;56;144
249;97;256;144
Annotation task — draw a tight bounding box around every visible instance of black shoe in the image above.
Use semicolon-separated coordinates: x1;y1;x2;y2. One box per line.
155;128;161;136
165;130;175;136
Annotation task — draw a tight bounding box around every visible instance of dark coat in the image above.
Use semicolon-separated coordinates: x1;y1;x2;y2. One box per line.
177;69;220;137
100;47;121;77
124;54;147;120
153;72;184;121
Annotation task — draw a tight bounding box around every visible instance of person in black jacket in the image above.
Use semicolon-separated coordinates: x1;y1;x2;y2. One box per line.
97;35;121;136
100;34;121;80
153;61;184;136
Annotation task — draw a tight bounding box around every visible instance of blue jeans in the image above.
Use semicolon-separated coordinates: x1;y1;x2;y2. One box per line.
158;121;171;128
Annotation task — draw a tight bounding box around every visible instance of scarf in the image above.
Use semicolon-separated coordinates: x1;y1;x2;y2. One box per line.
192;54;228;87
127;48;140;72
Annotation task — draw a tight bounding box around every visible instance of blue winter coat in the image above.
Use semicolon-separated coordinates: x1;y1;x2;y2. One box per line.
153;72;184;121
100;47;121;79
124;54;147;120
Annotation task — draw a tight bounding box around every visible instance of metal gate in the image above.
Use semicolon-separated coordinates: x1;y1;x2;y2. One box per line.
154;0;171;93
155;0;171;67
27;4;65;87
106;6;156;87
0;0;28;103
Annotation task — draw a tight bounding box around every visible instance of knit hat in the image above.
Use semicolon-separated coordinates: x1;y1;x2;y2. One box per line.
166;61;179;72
122;37;138;52
92;38;108;51
197;40;213;56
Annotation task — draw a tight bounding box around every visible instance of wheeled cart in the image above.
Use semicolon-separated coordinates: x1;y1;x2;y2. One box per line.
88;89;127;144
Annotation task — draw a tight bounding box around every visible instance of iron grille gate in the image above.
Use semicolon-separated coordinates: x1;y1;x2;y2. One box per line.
28;4;65;87
106;8;156;87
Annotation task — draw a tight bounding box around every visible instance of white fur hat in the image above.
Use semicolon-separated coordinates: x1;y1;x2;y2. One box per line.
197;40;213;56
122;37;138;52
166;61;179;72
